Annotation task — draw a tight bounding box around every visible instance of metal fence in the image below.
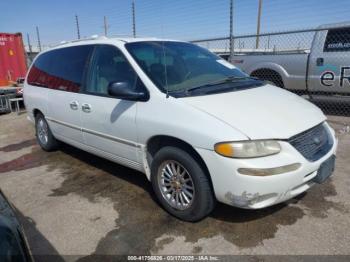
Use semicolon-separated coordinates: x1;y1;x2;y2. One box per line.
0;94;11;114
192;26;350;116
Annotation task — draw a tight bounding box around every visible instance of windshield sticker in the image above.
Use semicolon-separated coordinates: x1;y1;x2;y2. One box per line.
217;59;236;69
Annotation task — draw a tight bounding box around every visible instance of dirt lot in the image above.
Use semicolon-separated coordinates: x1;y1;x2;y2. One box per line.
1;112;350;260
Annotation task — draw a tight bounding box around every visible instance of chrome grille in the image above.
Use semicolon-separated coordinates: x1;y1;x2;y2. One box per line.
288;123;333;162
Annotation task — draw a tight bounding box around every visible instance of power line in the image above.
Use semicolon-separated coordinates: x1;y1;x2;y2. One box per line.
229;0;234;62
256;0;263;48
132;0;136;37
36;26;42;52
26;33;32;53
75;14;81;39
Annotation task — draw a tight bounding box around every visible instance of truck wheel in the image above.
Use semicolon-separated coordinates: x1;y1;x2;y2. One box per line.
151;146;215;222
35;113;59;151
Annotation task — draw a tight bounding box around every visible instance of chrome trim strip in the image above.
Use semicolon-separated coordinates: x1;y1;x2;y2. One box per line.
46;117;81;131
54;133;143;171
46;117;140;148
82;128;139;147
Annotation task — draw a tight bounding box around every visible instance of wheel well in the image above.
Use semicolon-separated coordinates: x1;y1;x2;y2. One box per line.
33;109;43;118
251;68;284;88
146;135;216;197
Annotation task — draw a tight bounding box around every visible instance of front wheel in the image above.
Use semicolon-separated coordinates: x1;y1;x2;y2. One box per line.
151;146;215;222
35;113;59;151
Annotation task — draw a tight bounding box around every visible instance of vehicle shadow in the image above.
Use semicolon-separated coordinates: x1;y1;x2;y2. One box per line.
48;142;334;251
58;142;155;200
14;207;65;262
54;142;302;252
110;100;135;123
57;142;301;223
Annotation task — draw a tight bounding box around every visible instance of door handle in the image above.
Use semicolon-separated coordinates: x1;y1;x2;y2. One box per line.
82;103;92;113
70;101;79;110
316;57;324;66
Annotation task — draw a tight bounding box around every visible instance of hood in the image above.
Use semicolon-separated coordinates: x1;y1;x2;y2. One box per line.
182;85;326;140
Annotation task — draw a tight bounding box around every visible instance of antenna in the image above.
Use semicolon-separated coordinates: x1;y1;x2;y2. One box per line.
161;42;169;98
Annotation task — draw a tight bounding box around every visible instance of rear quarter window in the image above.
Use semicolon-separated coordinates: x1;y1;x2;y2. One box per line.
27;45;93;92
27;52;51;87
324;27;350;52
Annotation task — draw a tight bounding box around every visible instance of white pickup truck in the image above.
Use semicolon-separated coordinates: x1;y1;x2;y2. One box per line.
227;22;350;95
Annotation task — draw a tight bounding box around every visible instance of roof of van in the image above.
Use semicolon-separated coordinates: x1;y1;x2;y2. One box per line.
53;36;185;48
317;21;350;29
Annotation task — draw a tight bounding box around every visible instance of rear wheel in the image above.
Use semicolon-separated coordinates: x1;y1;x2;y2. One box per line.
151;146;215;222
35;113;59;151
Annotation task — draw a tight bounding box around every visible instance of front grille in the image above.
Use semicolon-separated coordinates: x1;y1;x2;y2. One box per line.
288;123;333;162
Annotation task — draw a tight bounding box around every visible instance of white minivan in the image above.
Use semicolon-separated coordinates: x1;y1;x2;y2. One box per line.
24;37;337;221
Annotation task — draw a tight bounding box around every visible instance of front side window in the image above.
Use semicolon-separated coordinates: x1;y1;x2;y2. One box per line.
125;41;262;97
324;27;350;52
85;45;143;96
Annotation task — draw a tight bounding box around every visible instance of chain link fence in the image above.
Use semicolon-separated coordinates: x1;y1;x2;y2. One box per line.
192;25;350;116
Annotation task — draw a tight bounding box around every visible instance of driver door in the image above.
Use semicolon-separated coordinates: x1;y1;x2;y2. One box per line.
80;44;141;168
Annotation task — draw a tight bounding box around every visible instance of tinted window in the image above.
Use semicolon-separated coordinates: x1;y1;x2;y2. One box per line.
324;27;350;52
27;45;93;92
85;45;144;96
27;52;51;87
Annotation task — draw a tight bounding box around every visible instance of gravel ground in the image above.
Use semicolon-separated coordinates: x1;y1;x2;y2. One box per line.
0;112;350;260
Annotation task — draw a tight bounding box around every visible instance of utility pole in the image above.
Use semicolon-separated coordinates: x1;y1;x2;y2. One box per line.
256;0;262;49
75;14;81;39
104;16;108;36
229;0;234;62
132;0;136;37
26;33;32;53
36;26;42;52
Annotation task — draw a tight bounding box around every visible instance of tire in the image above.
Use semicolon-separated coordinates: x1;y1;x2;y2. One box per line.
35;113;59;151
151;146;215;222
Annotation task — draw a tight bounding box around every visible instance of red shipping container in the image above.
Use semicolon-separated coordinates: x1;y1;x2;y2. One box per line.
0;33;27;87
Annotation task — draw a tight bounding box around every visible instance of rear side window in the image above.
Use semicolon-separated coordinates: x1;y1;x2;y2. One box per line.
324;27;350;52
27;45;93;92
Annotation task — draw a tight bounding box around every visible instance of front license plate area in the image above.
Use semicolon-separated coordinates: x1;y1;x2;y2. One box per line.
313;155;336;184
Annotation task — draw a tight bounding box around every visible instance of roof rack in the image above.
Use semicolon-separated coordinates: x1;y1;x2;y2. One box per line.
55;35;109;47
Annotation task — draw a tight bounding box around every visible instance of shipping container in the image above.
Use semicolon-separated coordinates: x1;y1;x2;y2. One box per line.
0;33;27;87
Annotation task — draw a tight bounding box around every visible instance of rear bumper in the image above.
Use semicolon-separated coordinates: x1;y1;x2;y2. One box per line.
196;125;338;209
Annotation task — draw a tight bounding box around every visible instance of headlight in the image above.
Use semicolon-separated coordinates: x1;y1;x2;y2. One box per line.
214;140;281;158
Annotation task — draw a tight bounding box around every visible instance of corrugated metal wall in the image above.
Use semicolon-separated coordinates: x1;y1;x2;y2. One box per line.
0;33;27;86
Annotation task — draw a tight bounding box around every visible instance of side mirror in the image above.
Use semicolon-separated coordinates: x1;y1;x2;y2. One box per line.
107;81;148;101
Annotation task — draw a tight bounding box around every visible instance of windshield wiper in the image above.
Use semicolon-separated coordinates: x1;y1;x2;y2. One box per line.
186;76;251;93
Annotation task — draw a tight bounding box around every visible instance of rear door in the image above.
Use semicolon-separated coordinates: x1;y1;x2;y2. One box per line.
309;27;350;94
46;45;93;144
80;44;143;168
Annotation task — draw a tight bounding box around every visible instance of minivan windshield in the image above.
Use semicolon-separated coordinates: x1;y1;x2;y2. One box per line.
125;41;263;97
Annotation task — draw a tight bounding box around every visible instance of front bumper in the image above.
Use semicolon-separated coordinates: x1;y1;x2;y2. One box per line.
196;125;338;209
